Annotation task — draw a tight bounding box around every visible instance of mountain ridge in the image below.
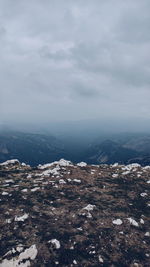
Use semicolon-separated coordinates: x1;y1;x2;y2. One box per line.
1;131;150;167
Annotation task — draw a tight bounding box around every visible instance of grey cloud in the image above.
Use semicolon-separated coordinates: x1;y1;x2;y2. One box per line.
70;82;102;99
115;1;150;44
71;39;150;87
0;0;150;125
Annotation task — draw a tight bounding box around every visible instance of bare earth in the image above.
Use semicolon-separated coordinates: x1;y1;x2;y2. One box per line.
0;159;150;267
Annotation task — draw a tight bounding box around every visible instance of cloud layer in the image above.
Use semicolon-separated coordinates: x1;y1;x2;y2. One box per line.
0;0;150;124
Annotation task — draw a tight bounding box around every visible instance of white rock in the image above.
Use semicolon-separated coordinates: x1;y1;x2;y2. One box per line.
0;244;37;267
77;227;83;231
133;263;140;267
122;164;140;174
140;193;148;197
143;166;150;170
22;189;28;193
2;192;9;196
58;159;73;167
73;179;81;183
122;170;130;175
5;179;14;183
98;255;104;263
127;218;139;227
145;232;150;237
112;163;119;167
87;212;92;218
16;245;24;253
112;174;118;178
15;213;29;222
77;162;87;167
112;219;123;225
0;159;19;166
127;163;141;169
39;159;73;170
41;166;61;177
83;204;96;212
6;219;11;224
59;179;66;184
140;218;144;224
48;239;60;249
31;187;40;192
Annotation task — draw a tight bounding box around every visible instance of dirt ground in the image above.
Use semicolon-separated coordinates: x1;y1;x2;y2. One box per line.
0;160;150;266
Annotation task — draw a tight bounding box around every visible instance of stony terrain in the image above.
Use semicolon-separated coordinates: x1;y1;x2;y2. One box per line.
0;159;150;267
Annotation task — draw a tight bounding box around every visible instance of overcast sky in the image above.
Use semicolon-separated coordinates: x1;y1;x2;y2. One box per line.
0;0;150;126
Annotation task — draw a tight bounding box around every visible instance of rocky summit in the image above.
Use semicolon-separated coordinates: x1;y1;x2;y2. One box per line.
0;159;150;267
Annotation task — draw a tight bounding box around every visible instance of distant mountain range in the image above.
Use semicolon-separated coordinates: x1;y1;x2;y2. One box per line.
0;131;67;166
83;132;150;165
0;130;150;166
84;140;139;164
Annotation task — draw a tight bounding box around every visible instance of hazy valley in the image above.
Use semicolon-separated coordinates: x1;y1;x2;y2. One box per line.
1;129;150;167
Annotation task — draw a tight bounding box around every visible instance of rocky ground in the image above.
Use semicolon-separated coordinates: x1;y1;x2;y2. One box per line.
0;159;150;267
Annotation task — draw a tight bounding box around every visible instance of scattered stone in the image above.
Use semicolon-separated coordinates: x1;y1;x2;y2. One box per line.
48;239;61;249
112;219;123;225
0;159;150;266
127;218;139;227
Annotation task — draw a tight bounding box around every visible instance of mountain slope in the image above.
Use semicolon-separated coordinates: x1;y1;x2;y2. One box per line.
84;140;140;164
1;131;150;167
0;131;67;166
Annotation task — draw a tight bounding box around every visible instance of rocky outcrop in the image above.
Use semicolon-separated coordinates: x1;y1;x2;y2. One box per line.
0;159;150;266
